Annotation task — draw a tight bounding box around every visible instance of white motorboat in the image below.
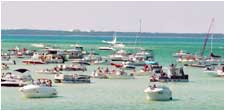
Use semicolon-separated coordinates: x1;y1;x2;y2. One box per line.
41;54;64;64
36;69;61;74
216;65;224;77
217;70;224;77
22;53;45;64
144;85;172;101
173;50;190;57
19;79;57;98
110;54;128;61
112;43;125;48
31;43;45;48
83;54;107;65
2;60;16;65
150;64;189;82
54;64;87;71
106;74;134;79
54;74;91;83
1;69;33;87
98;46;114;50
109;50;129;61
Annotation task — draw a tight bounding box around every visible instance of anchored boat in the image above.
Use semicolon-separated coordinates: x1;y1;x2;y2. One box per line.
54;74;91;83
144;85;172;101
19;79;57;98
1;69;33;87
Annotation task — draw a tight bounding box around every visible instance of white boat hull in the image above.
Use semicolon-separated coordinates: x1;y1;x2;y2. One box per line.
106;75;134;79
144;87;172;101
133;71;152;76
2;61;14;65
19;85;57;98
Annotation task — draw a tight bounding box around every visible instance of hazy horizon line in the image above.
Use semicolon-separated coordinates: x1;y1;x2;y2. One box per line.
2;28;224;34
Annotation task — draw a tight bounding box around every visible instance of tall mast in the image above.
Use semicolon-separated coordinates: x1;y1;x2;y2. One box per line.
134;19;142;50
200;18;215;57
210;20;214;53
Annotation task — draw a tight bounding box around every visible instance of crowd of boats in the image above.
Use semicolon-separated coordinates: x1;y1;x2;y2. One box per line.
1;19;224;101
2;41;223;100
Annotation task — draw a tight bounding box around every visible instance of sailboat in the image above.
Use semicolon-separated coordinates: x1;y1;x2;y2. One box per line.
100;32;125;50
102;32;117;44
204;18;222;64
99;33;117;50
183;18;222;67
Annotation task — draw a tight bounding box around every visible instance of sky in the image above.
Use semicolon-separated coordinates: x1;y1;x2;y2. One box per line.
1;1;224;33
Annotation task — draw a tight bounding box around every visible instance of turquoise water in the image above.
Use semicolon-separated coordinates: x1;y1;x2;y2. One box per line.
1;34;224;110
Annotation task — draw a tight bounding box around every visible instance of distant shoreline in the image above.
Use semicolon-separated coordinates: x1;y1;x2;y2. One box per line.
2;29;224;38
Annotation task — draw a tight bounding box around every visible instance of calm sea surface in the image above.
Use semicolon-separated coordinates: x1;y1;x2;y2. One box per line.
1;34;224;110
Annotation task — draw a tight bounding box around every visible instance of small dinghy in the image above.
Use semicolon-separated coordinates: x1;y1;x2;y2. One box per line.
144;85;172;101
54;74;91;83
19;79;57;98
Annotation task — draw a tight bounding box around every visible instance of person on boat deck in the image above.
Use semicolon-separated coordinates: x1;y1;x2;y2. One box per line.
151;74;157;81
112;69;116;74
150;84;157;89
160;68;163;74
149;65;153;71
120;69;125;75
105;67;109;73
144;64;149;72
179;67;185;76
170;64;177;75
92;70;97;76
13;60;16;65
34;79;41;85
53;67;58;71
2;73;5;78
97;66;101;70
98;67;103;73
47;80;52;87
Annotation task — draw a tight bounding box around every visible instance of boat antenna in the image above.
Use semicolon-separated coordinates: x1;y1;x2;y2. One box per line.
200;18;215;58
134;19;142;50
